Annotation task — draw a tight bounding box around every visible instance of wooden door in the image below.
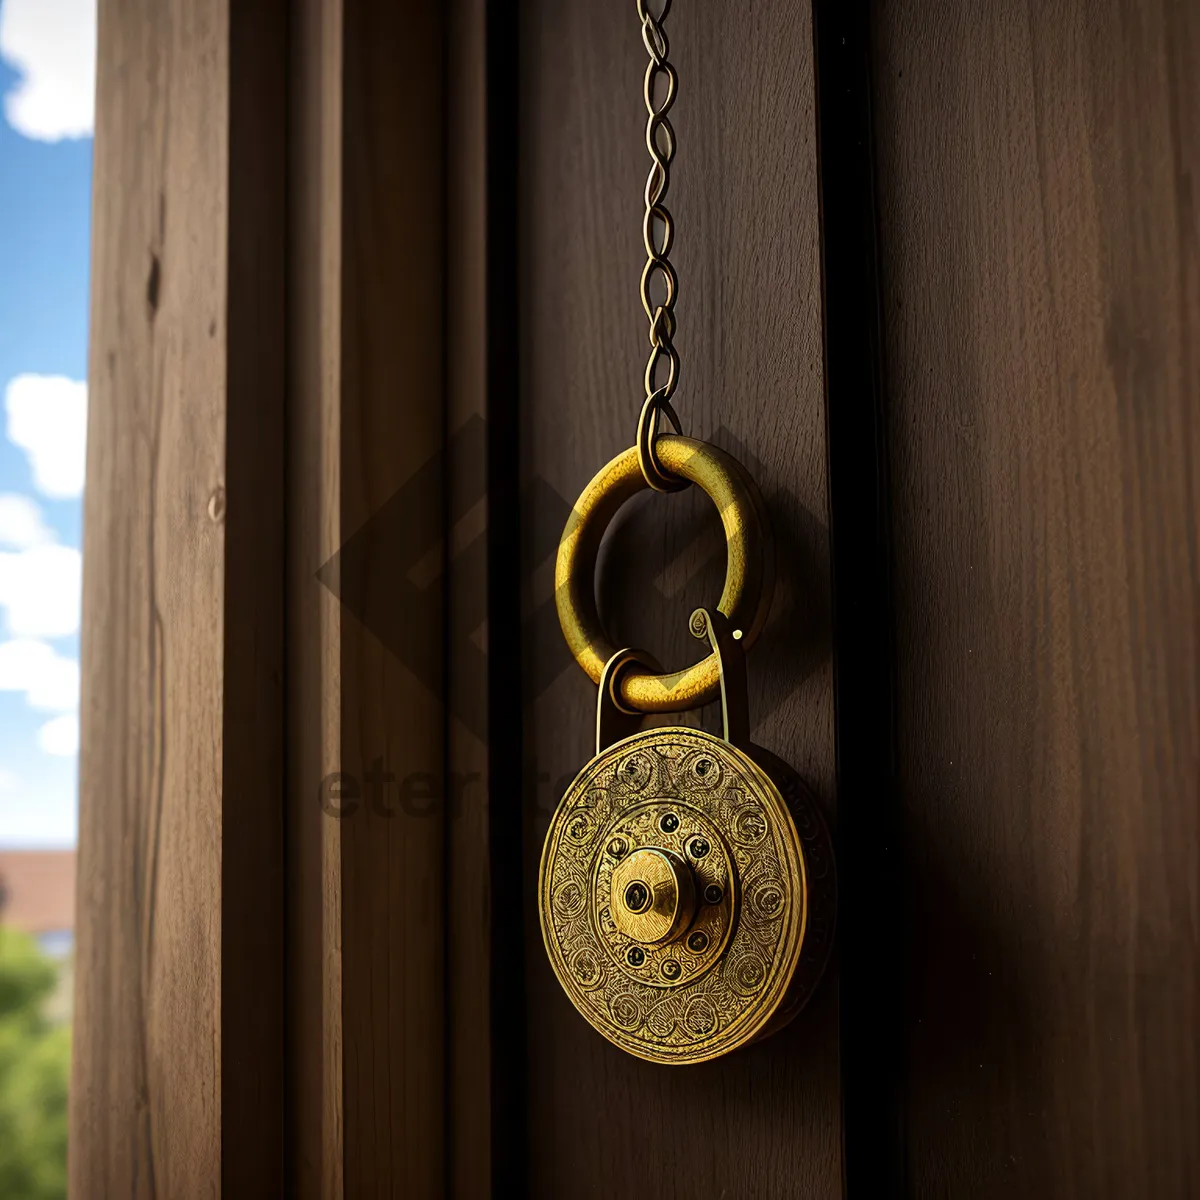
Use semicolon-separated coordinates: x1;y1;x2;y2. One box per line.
70;0;1198;1196
871;2;1200;1196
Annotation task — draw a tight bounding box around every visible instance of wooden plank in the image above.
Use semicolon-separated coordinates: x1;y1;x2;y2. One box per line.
285;0;344;1195
71;0;286;1193
872;2;1200;1195
336;1;446;1190
444;0;512;1194
285;0;449;1193
519;1;841;1194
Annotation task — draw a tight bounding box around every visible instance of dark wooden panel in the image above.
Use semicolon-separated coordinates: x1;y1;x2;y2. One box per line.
222;0;287;1190
72;0;286;1192
445;0;492;1192
285;0;448;1193
872;3;1200;1195
285;0;345;1194
337;0;447;1192
519;2;840;1195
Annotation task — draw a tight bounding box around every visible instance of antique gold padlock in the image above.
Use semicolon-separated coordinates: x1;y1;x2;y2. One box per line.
540;437;836;1064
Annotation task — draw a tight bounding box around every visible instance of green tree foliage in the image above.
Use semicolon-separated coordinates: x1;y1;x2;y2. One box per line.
0;929;69;1199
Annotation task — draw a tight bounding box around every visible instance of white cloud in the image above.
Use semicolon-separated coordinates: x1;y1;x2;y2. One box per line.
0;0;96;141
37;713;78;757
0;544;82;638
4;375;88;499
0;638;79;711
0;493;54;549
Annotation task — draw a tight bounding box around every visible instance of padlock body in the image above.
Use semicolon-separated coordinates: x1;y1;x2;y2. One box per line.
539;726;835;1064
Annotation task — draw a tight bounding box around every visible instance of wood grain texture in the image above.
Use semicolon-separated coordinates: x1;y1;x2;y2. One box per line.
444;0;487;1188
519;1;840;1195
872;2;1200;1195
336;1;447;1190
286;3;520;1193
71;0;285;1193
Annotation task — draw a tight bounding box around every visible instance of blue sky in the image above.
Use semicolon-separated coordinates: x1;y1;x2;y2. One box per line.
0;0;95;848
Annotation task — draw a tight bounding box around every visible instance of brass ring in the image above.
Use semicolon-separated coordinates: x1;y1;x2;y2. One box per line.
556;435;774;713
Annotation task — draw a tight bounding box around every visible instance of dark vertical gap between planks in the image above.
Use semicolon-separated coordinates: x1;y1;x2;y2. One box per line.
439;0;454;1187
222;0;288;1190
812;2;904;1197
486;0;529;1194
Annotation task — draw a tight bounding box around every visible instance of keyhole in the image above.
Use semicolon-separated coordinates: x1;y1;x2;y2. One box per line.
624;881;651;913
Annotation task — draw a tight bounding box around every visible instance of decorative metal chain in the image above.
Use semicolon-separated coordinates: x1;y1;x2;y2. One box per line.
636;0;686;491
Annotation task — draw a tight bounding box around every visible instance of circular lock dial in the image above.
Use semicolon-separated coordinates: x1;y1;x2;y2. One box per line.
600;813;732;987
608;846;696;946
540;726;834;1064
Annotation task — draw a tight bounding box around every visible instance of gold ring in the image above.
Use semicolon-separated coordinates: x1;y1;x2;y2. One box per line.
556;435;774;712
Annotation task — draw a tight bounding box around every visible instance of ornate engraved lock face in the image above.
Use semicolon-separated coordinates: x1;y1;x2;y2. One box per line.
544;439;836;1064
540;724;834;1064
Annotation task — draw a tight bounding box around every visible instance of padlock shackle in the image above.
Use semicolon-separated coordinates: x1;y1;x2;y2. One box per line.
595;607;750;755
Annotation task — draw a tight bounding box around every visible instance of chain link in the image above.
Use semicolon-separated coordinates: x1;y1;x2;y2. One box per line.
636;0;686;491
